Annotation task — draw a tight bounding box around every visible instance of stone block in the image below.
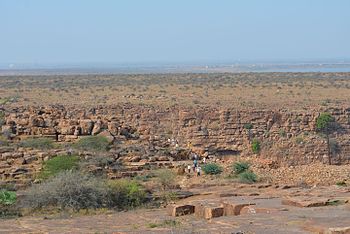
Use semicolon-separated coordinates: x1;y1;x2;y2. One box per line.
167;204;195;217
222;201;252;216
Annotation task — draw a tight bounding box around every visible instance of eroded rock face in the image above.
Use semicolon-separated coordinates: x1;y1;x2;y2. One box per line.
2;104;350;165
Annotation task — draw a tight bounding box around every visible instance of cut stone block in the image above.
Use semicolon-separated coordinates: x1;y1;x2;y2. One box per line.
167;204;195;217
222;201;252;216
204;206;224;219
194;202;224;219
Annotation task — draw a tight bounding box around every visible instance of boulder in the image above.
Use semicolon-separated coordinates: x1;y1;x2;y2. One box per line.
97;130;114;144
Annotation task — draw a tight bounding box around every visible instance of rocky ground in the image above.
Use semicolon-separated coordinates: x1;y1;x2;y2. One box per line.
0;182;349;234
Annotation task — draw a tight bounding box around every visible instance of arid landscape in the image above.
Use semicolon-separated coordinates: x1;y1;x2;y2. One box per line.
0;72;350;233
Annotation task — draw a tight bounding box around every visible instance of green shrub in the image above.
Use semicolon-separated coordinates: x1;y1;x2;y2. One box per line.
233;161;250;175
0;190;16;205
154;169;176;190
336;181;347;187
238;171;258;184
244;123;253;130
74;136;110;152
22;171;109;211
202;163;223;175
251;139;261;154
38;155;79;180
316;112;334;131
279;129;286;137
108;179;146;208
19;137;54;150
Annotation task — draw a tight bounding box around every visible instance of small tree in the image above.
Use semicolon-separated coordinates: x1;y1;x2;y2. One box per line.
316;112;335;165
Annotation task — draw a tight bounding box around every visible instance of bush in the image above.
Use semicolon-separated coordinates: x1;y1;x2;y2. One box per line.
108;179;146;208
22;171;109;211
336;181;347;187
244;123;253;130
0;190;16;205
316;112;334;131
154;169;176;190
74;136;110;152
233;161;250;175
251;139;261;154
38;155;79;180
238;171;258;184
19;137;54;150
202;163;223;175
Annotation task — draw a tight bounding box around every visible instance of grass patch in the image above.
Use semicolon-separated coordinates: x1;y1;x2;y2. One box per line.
154;169;176;190
0;111;5;126
202;163;223;175
19;137;54;150
0;190;16;205
73;136;110;152
147;220;181;228
38;155;79;180
238;171;258;184
336;181;347;187
233;161;250;175
251;139;261;154
108;179;147;209
0;135;8;146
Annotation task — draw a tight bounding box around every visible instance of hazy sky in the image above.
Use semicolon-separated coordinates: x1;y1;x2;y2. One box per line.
1;0;349;65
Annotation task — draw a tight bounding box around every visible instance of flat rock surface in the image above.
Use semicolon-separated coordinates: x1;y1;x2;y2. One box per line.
1;184;349;233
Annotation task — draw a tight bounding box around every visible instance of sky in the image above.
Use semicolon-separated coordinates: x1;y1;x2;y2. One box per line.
0;0;349;65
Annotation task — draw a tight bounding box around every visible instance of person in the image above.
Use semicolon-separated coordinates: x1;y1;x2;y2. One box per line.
193;159;198;169
187;165;191;173
196;166;201;176
202;156;206;164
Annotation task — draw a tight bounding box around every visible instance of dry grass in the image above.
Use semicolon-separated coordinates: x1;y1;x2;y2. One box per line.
1;72;350;110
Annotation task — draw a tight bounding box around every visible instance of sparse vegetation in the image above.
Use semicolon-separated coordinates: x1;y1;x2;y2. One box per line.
0;111;5;127
0;190;16;206
24;170;147;212
147;220;181;228
154;169;176;190
238;171;258;184
316;112;335;165
19;137;54;150
233;161;250;175
73;136;110;152
251;139;261;154
336;181;347;187
202;163;223;175
244;123;253;130
108;179;146;209
38;155;80;180
23;171;109;211
0;135;9;146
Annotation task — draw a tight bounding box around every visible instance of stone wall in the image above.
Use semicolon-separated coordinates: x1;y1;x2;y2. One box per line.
1;104;350;166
